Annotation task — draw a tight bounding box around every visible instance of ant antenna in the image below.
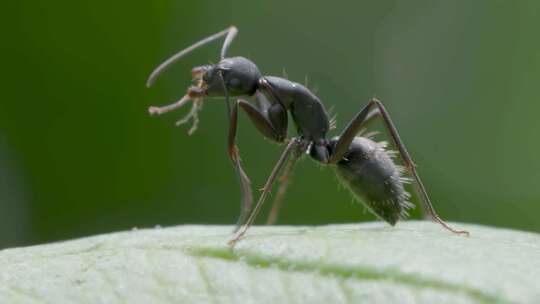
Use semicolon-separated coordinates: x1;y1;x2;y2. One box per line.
146;26;238;87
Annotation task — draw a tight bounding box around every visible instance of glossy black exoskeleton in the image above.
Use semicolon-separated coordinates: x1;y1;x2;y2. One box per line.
146;26;469;246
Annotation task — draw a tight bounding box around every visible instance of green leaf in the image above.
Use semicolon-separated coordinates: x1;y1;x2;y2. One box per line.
1;221;538;303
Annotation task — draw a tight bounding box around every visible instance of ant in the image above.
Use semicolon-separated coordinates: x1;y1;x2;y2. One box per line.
146;26;469;247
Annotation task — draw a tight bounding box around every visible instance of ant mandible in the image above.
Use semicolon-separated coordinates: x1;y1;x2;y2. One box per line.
146;26;469;247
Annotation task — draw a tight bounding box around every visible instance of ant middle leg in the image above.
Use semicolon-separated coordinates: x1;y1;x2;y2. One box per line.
330;98;469;236
265;148;302;225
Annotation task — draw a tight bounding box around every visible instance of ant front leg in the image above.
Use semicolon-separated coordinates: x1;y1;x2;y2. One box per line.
227;98;253;231
227;93;288;231
330;98;469;236
229;138;302;247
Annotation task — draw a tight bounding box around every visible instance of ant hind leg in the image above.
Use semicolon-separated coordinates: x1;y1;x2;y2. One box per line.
330;98;469;236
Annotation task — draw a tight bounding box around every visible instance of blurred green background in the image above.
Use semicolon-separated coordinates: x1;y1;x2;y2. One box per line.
2;1;539;249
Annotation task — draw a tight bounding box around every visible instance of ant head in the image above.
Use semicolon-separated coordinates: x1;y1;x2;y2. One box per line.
189;57;261;98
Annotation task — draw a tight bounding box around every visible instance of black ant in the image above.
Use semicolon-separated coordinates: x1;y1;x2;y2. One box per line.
146;26;469;247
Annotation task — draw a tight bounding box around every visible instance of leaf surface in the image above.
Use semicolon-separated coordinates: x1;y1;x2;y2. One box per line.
1;221;539;303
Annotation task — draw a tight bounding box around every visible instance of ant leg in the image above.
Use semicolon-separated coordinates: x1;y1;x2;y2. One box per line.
363;108;381;127
237;99;288;143
328;102;373;164
228;138;301;247
235;96;291;226
227;93;287;232
255;80;290;138
330;98;469;236
227;99;254;231
147;26;238;87
360;108;429;218
229;99;289;230
369;99;469;235
265;149;302;225
214;71;254;232
354;108;382;137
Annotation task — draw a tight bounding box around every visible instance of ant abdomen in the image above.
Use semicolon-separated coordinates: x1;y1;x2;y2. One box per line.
332;136;413;225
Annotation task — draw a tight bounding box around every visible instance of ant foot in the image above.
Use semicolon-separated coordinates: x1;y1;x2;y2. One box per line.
227;235;242;248
456;230;470;237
